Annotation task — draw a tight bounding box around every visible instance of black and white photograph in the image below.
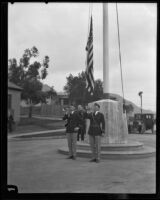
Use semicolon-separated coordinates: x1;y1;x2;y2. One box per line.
6;2;157;194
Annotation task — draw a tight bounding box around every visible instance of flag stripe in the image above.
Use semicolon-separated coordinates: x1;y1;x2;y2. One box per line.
86;74;94;93
85;16;94;95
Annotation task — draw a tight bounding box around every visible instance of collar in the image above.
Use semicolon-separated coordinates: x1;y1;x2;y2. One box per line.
95;111;99;115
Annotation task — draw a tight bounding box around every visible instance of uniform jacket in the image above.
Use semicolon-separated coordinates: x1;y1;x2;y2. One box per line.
63;113;69;127
86;112;105;136
77;111;87;134
63;111;79;133
77;111;87;127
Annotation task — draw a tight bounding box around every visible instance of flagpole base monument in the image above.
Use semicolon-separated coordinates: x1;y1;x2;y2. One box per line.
59;98;155;159
59;98;155;158
58;3;155;158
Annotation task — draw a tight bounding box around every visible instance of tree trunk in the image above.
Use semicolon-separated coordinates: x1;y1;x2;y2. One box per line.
28;99;32;118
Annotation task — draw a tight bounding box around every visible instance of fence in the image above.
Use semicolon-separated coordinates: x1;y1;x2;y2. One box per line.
40;104;63;116
20;106;41;116
20;104;64;117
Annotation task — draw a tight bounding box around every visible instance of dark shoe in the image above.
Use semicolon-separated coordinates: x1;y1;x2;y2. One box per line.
90;158;96;162
95;159;100;163
72;156;76;160
67;156;73;159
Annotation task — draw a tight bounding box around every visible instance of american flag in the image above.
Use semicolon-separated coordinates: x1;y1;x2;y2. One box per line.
85;16;94;95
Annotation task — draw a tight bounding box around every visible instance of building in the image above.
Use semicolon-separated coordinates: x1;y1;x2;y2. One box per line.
8;81;22;123
57;92;70;107
42;84;70;106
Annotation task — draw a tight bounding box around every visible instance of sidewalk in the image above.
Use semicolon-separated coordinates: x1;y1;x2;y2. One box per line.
8;128;66;139
20;115;62;121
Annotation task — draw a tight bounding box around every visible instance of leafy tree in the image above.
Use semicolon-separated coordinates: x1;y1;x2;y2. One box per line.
46;86;57;100
8;46;50;118
124;103;134;114
92;79;103;101
64;71;103;106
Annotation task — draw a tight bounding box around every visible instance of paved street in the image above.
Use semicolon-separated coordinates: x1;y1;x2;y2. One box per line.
8;134;156;193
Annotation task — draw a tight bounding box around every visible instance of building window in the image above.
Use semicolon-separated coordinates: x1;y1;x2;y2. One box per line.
8;94;12;109
63;98;69;105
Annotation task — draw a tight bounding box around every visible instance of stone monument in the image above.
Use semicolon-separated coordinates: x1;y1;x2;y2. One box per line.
88;99;128;144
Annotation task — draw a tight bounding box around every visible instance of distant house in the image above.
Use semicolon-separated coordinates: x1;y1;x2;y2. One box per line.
41;84;70;106
41;92;70;106
8;81;22;123
56;92;70;107
21;92;70;106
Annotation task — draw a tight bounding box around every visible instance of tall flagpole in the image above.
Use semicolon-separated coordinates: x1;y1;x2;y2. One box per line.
103;3;109;96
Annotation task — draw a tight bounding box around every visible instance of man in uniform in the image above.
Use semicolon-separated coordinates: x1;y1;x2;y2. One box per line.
63;105;79;160
63;107;70;128
77;105;86;142
86;103;105;163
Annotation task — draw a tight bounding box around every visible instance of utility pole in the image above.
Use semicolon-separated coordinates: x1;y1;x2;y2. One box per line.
138;91;143;120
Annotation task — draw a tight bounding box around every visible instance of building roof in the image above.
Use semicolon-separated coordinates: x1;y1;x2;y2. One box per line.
42;84;51;92
57;92;68;96
8;81;22;91
57;92;68;99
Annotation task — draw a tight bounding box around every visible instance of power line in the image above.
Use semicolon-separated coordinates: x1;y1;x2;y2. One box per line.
116;3;125;109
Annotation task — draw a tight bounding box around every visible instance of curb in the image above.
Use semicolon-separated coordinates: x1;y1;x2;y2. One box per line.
8;129;66;139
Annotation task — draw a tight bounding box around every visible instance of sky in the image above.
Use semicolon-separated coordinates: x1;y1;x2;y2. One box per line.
8;3;157;111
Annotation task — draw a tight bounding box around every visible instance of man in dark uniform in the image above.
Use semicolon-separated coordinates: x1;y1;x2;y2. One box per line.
63;107;70;128
77;105;86;142
8;110;14;132
86;103;105;163
63;105;79;160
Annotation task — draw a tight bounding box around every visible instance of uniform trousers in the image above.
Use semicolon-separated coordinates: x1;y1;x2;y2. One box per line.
66;132;78;157
89;135;101;160
77;127;85;141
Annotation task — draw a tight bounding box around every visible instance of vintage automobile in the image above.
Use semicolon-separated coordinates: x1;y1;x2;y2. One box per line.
128;113;155;134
